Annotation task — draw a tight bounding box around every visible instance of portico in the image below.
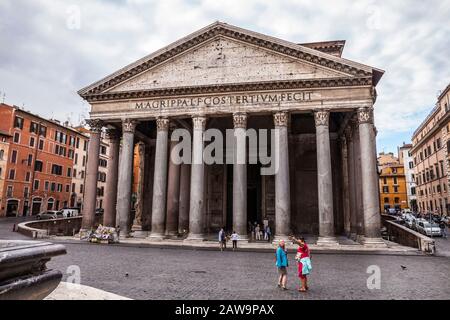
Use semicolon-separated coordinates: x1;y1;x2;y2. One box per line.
78;22;385;246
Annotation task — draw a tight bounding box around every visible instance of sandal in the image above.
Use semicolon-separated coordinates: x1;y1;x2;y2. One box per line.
298;288;307;292
281;286;288;290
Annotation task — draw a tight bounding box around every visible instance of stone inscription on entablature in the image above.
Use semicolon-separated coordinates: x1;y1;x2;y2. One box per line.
89;87;373;120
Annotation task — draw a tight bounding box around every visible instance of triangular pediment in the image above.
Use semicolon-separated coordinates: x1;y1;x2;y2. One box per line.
79;22;383;99
105;36;352;93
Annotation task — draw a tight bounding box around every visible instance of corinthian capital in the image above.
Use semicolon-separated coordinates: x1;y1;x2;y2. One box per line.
233;113;247;129
314;110;330;127
122;119;137;133
156;117;169;132
192;116;207;130
273;111;289;127
357;107;374;125
85;119;104;133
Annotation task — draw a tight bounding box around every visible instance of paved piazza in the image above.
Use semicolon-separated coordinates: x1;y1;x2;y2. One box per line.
2;218;450;300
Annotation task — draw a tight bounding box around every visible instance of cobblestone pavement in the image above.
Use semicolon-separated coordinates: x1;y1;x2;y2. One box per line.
1;218;450;300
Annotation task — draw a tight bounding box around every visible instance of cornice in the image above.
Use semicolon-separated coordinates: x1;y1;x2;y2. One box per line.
84;77;372;103
79;23;375;98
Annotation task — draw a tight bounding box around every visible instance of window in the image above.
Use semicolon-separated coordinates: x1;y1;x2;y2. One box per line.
73;168;77;178
29;137;35;147
383;177;387;185
409;161;414;169
11;150;17;163
82;155;86;166
394;186;399;193
76;137;80;149
65;184;70;193
39;126;47;137
100;145;107;155
72;183;75;193
45;181;49;191
14;116;24;129
80;184;84;194
25;171;31;182
74;153;78;165
7;186;13;197
394;197;400;204
23;187;29;198
69;136;75;147
27;154;33;166
33;180;40;191
99;159;108;168
67;167;72;177
8;169;15;180
83;141;87;151
411;187;416;195
393;177;398;185
34;160;43;172
0;149;4;160
68;149;74;159
51;183;56;192
382;186;389;193
30;122;39;134
13;132;20;143
437;138;442;149
384;197;389;203
38;140;44;150
57;184;63;192
51;164;63;176
392;167;397;174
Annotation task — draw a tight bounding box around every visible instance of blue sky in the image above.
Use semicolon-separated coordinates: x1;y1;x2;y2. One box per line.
0;0;449;154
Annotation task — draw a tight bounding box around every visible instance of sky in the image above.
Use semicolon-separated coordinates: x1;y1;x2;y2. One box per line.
0;0;449;154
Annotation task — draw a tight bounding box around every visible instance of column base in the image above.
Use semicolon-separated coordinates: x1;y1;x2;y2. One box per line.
360;237;387;247
131;230;149;238
147;232;165;241
272;235;291;245
316;236;340;246
184;233;205;242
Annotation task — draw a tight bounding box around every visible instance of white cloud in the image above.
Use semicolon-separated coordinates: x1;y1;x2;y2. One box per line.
0;0;449;152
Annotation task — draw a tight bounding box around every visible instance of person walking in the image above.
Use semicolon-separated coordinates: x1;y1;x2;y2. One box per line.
275;240;288;290
231;231;239;251
219;228;227;251
255;224;261;241
439;221;447;239
266;226;272;243
291;236;312;292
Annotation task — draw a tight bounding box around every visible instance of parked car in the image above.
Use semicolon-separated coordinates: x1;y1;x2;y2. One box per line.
404;215;416;229
58;208;80;218
36;211;63;220
387;208;397;215
416;221;442;237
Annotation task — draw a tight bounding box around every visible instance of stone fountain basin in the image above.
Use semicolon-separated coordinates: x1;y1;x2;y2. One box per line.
0;240;66;300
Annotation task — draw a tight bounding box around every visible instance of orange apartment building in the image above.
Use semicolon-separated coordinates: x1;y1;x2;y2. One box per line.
0;103;80;217
411;84;450;215
378;152;408;211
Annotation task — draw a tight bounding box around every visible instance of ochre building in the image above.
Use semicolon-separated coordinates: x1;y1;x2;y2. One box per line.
78;22;386;245
411;84;450;215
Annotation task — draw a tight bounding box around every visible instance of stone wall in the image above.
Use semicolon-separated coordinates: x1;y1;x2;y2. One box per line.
18;216;102;238
382;217;435;253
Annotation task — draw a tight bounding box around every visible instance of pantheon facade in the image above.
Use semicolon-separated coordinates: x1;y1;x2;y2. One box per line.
78;22;385;246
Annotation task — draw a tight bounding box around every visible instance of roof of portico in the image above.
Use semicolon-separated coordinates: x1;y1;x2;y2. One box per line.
78;21;384;102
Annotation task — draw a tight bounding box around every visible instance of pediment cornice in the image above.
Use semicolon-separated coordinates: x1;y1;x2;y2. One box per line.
85;76;372;103
79;22;381;99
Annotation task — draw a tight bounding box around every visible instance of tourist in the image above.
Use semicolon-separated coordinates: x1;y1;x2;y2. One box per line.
219;228;226;251
255;224;261;241
439;221;447;239
265;226;272;242
291;236;312;292
231;231;239;250
275;240;288;290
